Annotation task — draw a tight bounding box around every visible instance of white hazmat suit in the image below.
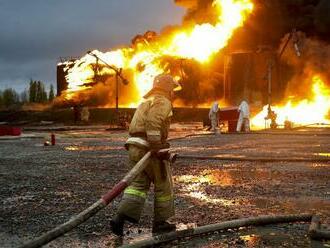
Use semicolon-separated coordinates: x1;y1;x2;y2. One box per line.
236;100;250;132
209;102;219;132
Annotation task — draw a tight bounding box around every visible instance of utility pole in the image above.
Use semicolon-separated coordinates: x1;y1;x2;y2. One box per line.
265;58;277;129
87;51;129;125
267;59;273;108
115;70;121;116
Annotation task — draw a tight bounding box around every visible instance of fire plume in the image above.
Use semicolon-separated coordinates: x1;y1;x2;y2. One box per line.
251;75;330;129
61;0;253;106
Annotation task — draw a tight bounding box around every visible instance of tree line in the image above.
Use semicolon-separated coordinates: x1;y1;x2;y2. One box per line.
0;80;55;108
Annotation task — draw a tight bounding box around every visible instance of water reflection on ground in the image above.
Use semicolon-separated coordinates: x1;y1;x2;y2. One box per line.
64;145;124;151
174;167;330;217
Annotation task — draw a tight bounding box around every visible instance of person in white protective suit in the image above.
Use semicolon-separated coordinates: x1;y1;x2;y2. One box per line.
236;100;250;132
209;102;219;133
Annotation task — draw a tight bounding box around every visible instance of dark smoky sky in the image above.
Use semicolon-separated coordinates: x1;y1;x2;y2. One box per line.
0;0;184;93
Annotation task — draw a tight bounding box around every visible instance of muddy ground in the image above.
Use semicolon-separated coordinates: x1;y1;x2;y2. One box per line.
0;125;330;247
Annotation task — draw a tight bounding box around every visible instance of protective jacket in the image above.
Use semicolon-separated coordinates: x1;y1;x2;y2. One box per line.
238;100;250;118
127;94;172;148
117;93;174;223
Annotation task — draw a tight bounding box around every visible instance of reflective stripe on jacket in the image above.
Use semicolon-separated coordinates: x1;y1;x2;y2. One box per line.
125;137;149;150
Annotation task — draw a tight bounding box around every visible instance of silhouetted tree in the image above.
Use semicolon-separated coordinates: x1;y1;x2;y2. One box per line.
36;81;47;103
2;88;19;107
29;80;47;103
36;81;42;103
48;84;55;102
29;79;37;103
0;90;3;107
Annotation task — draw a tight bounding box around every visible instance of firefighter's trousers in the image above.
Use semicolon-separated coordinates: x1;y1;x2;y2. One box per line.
210;115;218;132
236;114;250;132
117;145;174;223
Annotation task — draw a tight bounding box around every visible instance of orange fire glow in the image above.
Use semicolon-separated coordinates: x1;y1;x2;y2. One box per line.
251;75;330;129
62;0;254;106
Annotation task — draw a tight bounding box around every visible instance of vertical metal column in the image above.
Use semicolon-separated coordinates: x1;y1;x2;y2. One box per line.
267;59;273;108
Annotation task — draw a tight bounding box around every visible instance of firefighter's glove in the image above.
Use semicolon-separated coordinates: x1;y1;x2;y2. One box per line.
156;148;171;160
154;148;178;164
149;142;170;156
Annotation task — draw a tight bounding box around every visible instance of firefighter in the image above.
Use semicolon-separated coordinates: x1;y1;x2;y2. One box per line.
209;102;219;133
110;74;181;236
236;100;250;132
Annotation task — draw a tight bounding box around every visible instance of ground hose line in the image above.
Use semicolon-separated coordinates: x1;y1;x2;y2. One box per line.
20;151;152;248
177;155;330;162
121;214;312;248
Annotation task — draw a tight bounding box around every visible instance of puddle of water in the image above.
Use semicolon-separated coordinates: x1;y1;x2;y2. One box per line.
314;153;330;157
175;170;237;187
214;154;246;158
311;163;330;168
64;145;124;151
203;170;236;186
249;197;330;213
240;234;262;247
175;169;274;188
181;191;236;206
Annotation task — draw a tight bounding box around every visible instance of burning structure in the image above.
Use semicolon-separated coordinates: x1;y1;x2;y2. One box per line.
56;0;330;129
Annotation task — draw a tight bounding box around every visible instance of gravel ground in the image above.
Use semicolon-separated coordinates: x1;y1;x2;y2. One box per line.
0;127;330;247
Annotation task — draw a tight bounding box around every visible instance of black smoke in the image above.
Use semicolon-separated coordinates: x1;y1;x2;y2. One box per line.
175;0;330;48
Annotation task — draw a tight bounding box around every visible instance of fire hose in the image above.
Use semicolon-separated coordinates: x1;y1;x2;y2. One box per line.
21;151;152;248
121;214;313;248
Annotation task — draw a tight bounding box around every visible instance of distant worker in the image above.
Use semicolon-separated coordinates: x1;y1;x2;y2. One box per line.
209;102;219;133
110;74;181;236
236;100;250;132
81;106;90;123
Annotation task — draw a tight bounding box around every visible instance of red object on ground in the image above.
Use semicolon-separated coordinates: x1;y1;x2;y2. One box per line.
51;133;56;145
0;125;22;136
219;107;239;132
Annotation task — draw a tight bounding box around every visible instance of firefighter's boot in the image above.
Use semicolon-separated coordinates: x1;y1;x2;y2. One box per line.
110;214;126;236
152;221;176;234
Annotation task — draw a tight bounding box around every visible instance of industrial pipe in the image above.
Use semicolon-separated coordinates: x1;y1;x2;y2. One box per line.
21;151;152;248
121;214;312;248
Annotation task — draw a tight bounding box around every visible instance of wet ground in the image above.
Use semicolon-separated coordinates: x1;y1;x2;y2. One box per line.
0;125;330;247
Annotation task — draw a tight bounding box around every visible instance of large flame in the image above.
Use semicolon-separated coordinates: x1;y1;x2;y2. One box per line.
251;75;330;129
62;0;253;105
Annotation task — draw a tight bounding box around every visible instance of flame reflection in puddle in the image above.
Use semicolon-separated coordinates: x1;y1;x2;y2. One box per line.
240;234;261;247
183;191;235;206
175;169;240;205
311;163;330;168
175;169;235;186
65;145;124;151
314;153;330;157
